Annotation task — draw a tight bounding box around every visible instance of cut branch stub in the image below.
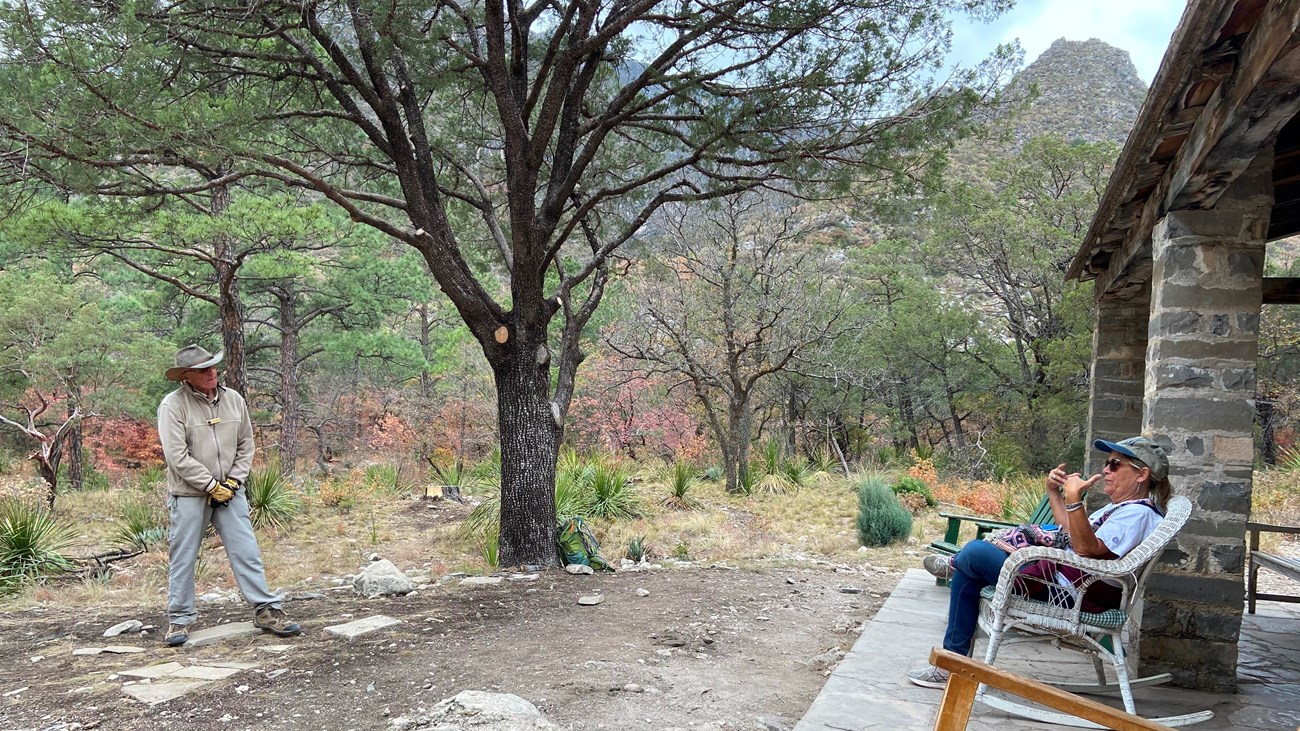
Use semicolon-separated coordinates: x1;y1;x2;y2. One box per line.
494;325;509;344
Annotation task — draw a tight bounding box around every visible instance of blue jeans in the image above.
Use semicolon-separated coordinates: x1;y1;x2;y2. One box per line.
943;539;1009;656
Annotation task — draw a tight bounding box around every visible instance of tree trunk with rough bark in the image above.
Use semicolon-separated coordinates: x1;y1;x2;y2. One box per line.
490;322;561;568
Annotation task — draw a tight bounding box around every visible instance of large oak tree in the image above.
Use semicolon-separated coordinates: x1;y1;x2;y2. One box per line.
1;0;1011;565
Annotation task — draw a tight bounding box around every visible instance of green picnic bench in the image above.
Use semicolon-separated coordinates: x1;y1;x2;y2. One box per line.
927;494;1056;586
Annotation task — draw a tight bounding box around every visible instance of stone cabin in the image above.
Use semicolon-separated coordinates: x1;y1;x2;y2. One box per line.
1067;0;1300;692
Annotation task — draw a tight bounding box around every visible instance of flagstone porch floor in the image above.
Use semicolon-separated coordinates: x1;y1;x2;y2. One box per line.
795;569;1300;731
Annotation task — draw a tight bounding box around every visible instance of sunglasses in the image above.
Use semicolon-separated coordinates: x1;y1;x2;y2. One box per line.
1104;457;1137;472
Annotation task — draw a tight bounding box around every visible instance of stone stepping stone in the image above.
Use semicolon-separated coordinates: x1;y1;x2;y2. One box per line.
324;614;401;639
103;620;144;637
185;622;260;647
72;646;147;656
459;576;503;586
122;680;210;705
120;662;186;679
119;661;254;681
577;594;604;606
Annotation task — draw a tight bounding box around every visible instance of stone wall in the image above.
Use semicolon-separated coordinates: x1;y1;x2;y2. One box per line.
1137;150;1272;692
1085;285;1151;479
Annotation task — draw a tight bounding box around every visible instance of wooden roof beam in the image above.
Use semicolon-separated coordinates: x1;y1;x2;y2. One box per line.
1166;0;1300;211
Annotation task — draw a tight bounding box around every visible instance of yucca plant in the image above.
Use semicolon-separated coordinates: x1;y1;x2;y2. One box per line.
136;464;167;492
0;498;77;594
555;466;596;519
589;463;641;519
751;440;797;495
481;526;500;568
662;461;701;510
246;460;303;530
112;498;167;552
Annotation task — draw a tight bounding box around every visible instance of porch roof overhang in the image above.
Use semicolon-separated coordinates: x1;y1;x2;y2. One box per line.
1067;0;1300;299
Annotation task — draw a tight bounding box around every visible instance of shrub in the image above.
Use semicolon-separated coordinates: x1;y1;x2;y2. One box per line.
363;462;412;496
855;477;913;547
662;461;701;510
0;498;77;594
246;460;303;530
318;478;362;511
703;465;723;482
896;491;930;515
113;497;167;551
893;475;936;507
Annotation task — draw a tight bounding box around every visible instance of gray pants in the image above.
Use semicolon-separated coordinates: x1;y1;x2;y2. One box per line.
167;491;281;625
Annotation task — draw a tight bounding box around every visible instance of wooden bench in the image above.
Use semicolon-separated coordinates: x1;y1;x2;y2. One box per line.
929;648;1177;731
1246;521;1300;614
927;495;1055;585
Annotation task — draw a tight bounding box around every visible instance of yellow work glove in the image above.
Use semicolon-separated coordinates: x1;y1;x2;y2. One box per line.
208;480;235;507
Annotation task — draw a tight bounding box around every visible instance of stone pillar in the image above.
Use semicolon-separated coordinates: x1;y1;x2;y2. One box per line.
1084;285;1150;478
1138;150;1272;692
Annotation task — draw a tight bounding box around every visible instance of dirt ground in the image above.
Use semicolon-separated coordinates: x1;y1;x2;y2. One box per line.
0;562;899;731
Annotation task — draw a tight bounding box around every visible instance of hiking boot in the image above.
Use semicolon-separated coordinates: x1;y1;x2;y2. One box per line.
923;554;955;580
165;623;189;647
253;606;302;637
907;665;950;689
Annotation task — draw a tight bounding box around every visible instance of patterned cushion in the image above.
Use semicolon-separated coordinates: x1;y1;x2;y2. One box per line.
979;585;1128;629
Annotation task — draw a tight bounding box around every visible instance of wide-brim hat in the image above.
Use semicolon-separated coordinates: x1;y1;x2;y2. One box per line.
165;345;224;381
1094;436;1169;481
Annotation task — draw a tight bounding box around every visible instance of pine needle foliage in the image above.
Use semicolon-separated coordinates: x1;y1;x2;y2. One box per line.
856;477;913;547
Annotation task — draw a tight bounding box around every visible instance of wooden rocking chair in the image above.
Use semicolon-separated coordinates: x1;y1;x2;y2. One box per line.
974;495;1214;728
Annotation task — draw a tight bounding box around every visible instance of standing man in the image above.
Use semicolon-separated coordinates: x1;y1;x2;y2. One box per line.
158;344;301;646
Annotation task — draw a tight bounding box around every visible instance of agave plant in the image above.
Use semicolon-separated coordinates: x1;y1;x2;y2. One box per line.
626;535;650;562
0;498;77;593
246;460;303;530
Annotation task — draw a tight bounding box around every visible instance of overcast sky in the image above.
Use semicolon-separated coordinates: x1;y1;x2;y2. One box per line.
948;0;1190;85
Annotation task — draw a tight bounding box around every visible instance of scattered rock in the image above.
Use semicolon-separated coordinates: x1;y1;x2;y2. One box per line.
621;683;644;693
809;649;846;672
3;687;28;697
72;646;147;656
565;564;594;575
325;615;402;639
186;622;261;648
389;690;561;730
636;588;650;597
354;559;416;598
266;669;289;679
459;576;503;587
577;594;604;606
837;587;862;594
103;620;144;637
29;656;43;663
122;680;210;705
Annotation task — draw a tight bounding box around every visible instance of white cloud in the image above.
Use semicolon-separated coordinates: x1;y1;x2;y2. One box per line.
949;0;1188;84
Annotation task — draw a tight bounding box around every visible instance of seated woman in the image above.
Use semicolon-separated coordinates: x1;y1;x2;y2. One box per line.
907;436;1172;689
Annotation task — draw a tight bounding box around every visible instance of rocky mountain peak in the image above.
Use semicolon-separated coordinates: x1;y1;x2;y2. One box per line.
1003;38;1148;147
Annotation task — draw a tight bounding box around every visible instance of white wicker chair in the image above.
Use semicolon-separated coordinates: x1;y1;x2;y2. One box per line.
974;495;1213;728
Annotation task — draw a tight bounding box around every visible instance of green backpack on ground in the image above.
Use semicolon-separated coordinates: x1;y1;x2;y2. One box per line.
556;515;612;571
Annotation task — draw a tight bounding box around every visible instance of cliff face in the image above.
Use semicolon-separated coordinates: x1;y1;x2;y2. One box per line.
1004;38;1149;147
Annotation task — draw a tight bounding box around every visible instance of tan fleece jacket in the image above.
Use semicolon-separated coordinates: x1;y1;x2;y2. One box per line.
157;384;255;497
